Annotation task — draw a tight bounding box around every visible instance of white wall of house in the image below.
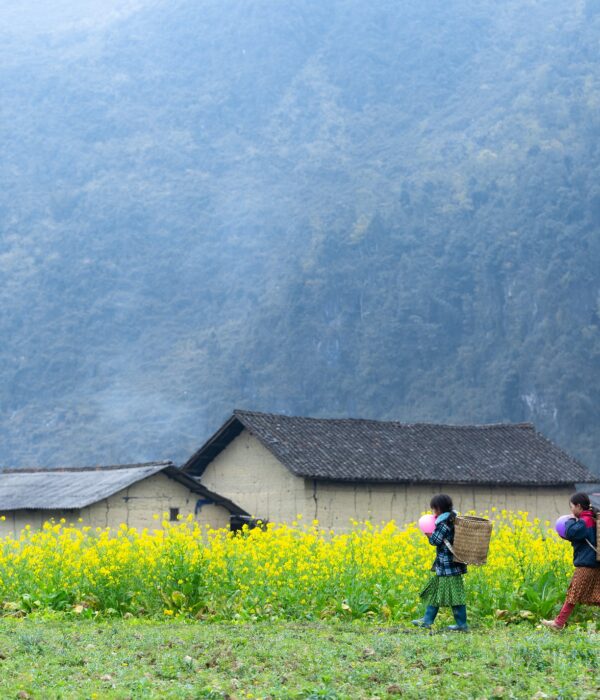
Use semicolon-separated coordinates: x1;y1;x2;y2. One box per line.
200;429;576;529
313;481;573;528
0;472;232;536
82;472;232;530
201;430;308;521
0;509;79;536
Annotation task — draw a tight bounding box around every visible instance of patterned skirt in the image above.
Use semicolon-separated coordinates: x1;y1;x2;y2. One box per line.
420;575;466;607
565;567;600;606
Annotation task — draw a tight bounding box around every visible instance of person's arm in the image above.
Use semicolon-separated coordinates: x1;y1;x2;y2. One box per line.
564;518;587;541
428;522;449;546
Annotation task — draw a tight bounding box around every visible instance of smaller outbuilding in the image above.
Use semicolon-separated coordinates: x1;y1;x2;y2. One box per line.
0;461;248;536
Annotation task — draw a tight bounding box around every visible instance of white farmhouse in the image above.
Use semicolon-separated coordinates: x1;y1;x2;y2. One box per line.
182;410;597;529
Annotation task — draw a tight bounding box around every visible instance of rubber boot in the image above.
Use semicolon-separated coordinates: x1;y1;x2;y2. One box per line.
447;605;468;631
412;605;438;628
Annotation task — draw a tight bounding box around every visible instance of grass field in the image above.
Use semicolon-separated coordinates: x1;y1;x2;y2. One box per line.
0;619;598;700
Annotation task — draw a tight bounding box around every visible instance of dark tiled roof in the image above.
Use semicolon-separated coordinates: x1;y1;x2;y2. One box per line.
182;410;596;486
0;461;248;514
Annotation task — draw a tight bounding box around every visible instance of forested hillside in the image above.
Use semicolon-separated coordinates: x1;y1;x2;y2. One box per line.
0;0;599;472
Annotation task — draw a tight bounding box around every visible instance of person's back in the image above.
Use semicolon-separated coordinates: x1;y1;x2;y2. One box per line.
564;510;598;569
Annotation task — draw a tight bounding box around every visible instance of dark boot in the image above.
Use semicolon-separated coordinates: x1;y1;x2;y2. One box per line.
447;605;468;631
412;605;439;628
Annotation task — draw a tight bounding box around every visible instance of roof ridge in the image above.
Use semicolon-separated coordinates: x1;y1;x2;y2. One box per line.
233;409;534;430
1;461;173;474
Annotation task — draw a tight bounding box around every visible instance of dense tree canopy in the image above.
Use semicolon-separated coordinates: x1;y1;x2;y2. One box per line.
0;0;598;473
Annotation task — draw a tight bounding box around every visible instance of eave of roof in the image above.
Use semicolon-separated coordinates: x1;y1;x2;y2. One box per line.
162;466;249;515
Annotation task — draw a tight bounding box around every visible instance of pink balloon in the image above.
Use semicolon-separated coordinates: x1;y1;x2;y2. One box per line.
418;514;436;535
555;515;571;539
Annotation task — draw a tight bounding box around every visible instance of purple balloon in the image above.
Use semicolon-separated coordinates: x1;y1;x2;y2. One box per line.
418;514;436;535
555;515;571;539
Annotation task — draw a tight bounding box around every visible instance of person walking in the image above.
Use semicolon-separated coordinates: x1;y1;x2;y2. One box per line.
541;492;600;630
412;493;469;631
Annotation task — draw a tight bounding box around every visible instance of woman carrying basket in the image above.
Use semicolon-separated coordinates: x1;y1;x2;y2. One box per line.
412;494;469;631
541;492;600;630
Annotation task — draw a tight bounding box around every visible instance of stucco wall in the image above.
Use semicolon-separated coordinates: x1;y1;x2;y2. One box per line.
81;471;234;530
0;509;79;537
312;481;574;529
199;430;577;529
0;472;232;536
201;430;307;522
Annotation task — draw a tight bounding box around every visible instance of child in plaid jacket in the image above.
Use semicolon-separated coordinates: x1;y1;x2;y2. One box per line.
412;493;469;631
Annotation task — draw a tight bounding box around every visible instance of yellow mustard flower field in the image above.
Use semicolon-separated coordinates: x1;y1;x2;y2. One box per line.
0;512;572;622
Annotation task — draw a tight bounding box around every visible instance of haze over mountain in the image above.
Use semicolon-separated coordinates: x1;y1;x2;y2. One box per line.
1;0;599;473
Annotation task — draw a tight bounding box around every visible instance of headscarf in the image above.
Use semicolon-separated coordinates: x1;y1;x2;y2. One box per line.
435;510;457;525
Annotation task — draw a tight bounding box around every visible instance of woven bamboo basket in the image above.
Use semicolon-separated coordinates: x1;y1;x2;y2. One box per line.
451;515;493;565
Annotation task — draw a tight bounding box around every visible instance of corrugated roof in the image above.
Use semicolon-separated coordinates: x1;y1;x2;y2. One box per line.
0;462;172;510
0;461;250;514
182;410;596;486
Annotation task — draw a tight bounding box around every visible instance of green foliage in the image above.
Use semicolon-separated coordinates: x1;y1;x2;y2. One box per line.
0;620;599;699
0;0;598;473
518;571;564;618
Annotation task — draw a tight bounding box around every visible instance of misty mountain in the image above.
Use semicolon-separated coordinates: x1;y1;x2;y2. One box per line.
0;0;599;472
